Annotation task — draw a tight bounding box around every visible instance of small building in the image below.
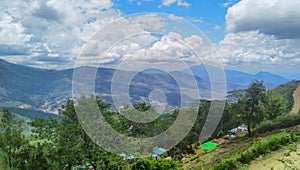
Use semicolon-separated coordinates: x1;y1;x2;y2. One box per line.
153;148;166;155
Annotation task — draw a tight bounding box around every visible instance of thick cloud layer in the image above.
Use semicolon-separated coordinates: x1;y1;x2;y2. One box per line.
0;0;299;75
226;0;300;39
0;0;118;69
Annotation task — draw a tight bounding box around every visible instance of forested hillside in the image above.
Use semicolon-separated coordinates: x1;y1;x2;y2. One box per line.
1;80;300;169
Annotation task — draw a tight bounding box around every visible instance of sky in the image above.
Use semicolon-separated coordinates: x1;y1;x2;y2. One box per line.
0;0;299;79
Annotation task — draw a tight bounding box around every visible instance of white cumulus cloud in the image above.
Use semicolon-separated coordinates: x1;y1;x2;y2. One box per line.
0;0;120;69
0;12;32;45
215;31;300;66
226;0;300;39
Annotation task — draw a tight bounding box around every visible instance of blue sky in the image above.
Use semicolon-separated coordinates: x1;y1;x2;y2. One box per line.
0;0;299;79
112;0;232;42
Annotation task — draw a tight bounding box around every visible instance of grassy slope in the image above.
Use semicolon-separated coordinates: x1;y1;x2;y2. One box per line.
247;143;300;170
182;81;300;169
184;118;300;169
272;80;300;111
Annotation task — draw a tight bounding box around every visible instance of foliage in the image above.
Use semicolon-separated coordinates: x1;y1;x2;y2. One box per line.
0;108;28;169
214;133;298;170
10;98;126;170
0;81;298;169
131;158;180;170
259;90;287;120
213;158;237;170
272;80;300;111
233;80;266;136
167;100;211;160
254;113;300;135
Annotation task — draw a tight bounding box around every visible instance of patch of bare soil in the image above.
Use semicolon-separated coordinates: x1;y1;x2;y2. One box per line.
291;85;300;114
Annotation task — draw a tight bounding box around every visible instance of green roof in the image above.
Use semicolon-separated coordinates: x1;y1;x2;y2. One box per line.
197;141;218;151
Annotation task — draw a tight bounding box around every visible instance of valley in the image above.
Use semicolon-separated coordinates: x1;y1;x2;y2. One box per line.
0;59;292;119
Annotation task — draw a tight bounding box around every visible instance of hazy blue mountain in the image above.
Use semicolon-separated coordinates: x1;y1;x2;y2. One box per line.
0;59;210;116
186;65;291;89
0;59;72;118
255;71;291;88
0;59;292;118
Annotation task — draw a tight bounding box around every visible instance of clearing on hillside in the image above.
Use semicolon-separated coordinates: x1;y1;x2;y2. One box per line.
291;85;300;114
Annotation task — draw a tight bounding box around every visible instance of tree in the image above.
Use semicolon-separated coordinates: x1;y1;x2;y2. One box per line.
237;80;266;136
27;98;127;169
57;98;125;169
215;101;240;138
260;90;287;120
0;108;27;169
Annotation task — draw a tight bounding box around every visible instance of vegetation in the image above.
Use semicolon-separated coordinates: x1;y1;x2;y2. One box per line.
213;131;299;170
132;158;180;170
0;80;299;169
231;80;266;136
0;108;27;169
272;80;300;111
260;90;287;120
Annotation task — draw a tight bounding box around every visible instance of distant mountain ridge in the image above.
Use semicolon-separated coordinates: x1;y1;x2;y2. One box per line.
0;59;293;119
185;65;291;89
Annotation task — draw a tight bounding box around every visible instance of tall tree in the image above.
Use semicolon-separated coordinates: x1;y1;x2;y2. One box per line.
57;98;125;169
237;80;266;136
0;108;27;169
260;90;287;120
28;98;126;169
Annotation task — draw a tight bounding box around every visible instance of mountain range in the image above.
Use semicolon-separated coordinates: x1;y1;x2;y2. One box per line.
0;58;292;119
185;65;290;89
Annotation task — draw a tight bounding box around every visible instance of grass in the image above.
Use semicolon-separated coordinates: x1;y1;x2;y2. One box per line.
184;124;300;170
245;143;300;170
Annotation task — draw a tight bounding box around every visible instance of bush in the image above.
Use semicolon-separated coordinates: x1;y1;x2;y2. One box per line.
214;158;237;170
238;151;253;164
131;158;180;170
267;136;281;151
251;143;266;158
280;136;289;145
290;133;298;142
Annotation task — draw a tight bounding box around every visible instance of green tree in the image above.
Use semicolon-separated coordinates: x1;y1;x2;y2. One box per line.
28;98;126;169
0;108;27;169
58;98;125;169
215;101;240;138
236;80;266;136
132;158;179;170
260;90;287;120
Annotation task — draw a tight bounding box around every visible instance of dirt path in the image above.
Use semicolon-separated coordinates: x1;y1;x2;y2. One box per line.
248;144;300;170
291;85;300;114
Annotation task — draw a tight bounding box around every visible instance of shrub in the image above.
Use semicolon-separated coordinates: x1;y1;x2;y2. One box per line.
290;133;297;142
213;158;237;170
131;158;180;170
267;136;281;151
238;151;253;164
251;143;265;157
